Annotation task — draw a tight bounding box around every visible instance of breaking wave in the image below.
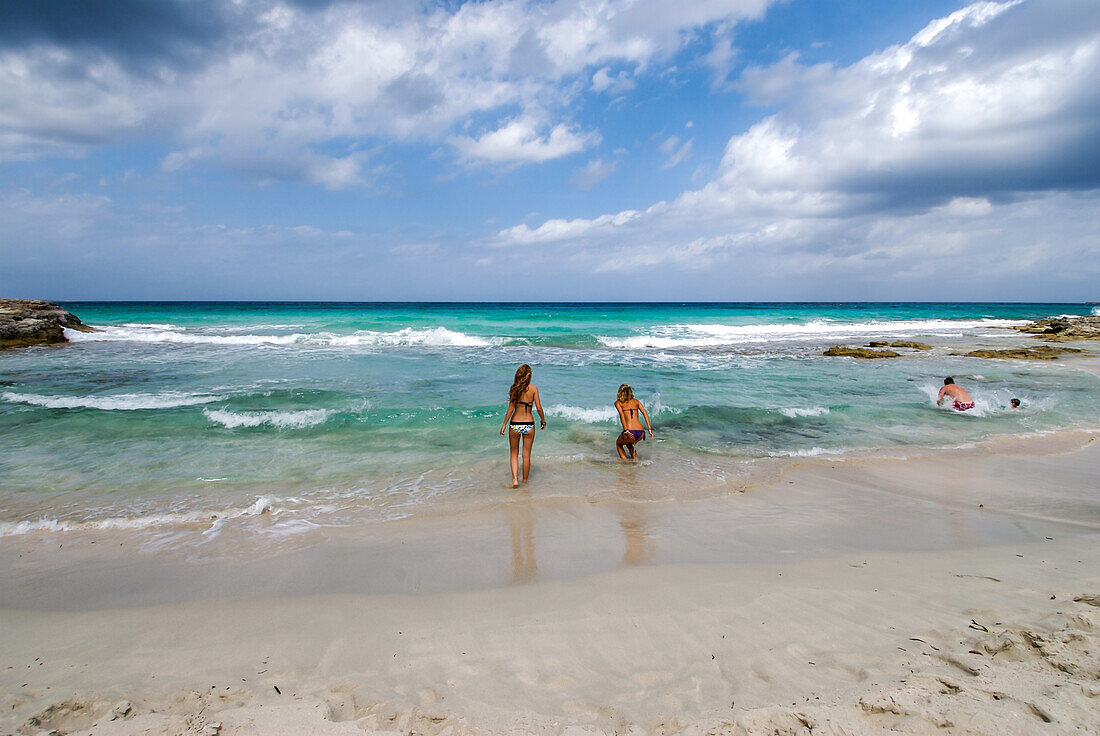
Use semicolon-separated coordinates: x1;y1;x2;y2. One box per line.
597;318;1026;349
0;495;286;538
65;325;494;348
203;408;335;429
778;407;830;418
2;390;224;411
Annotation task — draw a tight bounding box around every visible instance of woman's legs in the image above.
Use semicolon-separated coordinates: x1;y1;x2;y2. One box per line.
520;429;535;482
616;431;637;461
509;429;521;487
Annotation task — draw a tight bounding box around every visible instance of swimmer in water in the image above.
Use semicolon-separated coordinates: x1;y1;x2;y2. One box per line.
499;364;546;487
936;377;975;412
1010;398;1022;409
615;384;653;461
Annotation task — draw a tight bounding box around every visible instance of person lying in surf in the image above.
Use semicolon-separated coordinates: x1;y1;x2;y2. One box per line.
936;377;975;412
499;363;546;488
615;384;653;461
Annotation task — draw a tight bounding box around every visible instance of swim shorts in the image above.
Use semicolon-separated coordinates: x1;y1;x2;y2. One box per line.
953;400;975;411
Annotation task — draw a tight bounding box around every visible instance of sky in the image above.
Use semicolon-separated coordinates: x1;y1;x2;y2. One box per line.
1;0;1098;302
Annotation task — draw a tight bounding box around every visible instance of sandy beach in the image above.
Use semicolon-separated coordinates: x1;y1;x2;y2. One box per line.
3;425;1099;735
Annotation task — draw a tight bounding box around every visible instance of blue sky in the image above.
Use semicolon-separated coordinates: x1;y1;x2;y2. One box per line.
1;0;1098;301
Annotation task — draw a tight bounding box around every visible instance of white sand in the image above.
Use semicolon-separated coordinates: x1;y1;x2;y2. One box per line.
2;435;1099;735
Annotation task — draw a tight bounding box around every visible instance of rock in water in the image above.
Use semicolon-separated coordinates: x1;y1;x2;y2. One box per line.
1015;315;1100;340
965;346;1082;360
0;299;93;350
823;345;901;359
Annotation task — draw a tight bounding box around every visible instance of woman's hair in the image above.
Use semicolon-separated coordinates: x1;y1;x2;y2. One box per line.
509;364;533;404
617;384;634;403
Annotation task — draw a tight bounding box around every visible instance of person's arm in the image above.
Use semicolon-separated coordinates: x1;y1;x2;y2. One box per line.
500;401;516;435
936;386;946;405
639;403;653;437
533;386;546;429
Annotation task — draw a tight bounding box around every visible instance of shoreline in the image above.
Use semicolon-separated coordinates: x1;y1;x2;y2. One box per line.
2;424;1097;605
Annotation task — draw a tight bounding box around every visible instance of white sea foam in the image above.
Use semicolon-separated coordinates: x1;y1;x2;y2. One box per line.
203;408;334;429
778;407;830;418
0;494;285;538
1;391;224;410
597;318;1027;349
65;325;493;347
1092;306;1100;316
767;447;836;457
547;404;618;422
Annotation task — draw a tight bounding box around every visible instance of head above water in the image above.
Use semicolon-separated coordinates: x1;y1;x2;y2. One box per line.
943;377;955;385
1010;398;1021;408
617;384;634;403
509;364;532;404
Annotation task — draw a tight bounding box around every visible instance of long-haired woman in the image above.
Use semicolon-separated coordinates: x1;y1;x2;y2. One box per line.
499;364;546;487
614;383;653;461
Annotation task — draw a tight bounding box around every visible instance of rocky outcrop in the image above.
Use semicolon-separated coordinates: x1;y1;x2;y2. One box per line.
867;340;932;350
1015;315;1100;341
824;345;901;358
888;340;932;350
0;299;93;350
965;345;1082;360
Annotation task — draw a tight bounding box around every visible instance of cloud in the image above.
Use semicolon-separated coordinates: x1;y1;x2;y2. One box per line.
659;135;694;169
591;66;637;94
494;0;1100;296
495;209;648;245
450;117;597;165
0;0;777;178
570;158;618;189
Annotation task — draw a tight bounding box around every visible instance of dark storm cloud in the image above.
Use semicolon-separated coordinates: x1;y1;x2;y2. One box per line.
0;1;234;66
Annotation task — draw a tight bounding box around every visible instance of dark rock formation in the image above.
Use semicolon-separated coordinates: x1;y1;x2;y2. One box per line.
1015;315;1100;341
824;345;901;359
965;345;1082;360
867;341;889;347
0;299;93;350
889;340;932;350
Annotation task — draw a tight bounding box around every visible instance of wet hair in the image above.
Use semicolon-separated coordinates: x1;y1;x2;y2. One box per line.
1010;398;1021;408
943;377;955;385
509;364;532;404
617;384;634;403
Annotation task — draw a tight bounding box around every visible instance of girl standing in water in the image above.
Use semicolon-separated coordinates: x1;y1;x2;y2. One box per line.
499;364;546;487
615;384;653;461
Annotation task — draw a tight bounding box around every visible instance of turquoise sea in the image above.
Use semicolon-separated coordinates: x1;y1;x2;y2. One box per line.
2;302;1098;541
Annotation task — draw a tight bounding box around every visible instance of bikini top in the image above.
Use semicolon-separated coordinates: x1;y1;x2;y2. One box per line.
515;399;533;410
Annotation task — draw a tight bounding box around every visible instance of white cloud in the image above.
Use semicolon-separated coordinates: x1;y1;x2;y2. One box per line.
494;0;1100;296
450;117;598;165
570;158;618;189
0;0;777;178
496;209;648;245
659;135;694;169
591;66;637;94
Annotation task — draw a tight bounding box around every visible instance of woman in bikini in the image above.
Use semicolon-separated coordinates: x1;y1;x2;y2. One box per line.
615;384;653;461
499;364;546;488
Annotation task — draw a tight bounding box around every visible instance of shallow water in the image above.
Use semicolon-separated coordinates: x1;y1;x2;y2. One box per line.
2;302;1098;540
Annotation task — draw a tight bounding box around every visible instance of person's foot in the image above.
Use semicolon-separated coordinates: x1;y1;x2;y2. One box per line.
511;479;519;488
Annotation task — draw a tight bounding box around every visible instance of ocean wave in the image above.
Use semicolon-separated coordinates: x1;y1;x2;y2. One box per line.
597;318;1026;349
1;390;224;410
65;325;494;348
766;447;837;457
203;408;334;429
778;407;830;418
1092;306;1100;316
0;495;286;538
546;404;618;423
